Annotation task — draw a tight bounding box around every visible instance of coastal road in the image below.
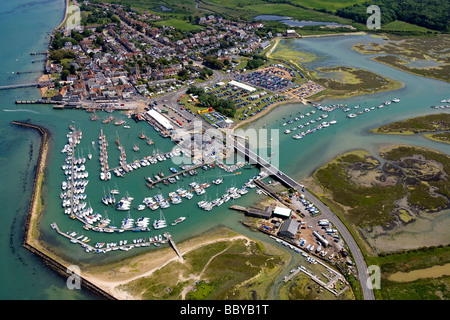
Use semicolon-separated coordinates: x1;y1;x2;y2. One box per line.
300;188;375;300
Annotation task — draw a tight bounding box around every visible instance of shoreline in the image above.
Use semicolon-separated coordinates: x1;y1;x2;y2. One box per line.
231;98;305;131
56;0;70;31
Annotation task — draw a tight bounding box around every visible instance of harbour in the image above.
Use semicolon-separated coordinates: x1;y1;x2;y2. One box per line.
0;0;449;300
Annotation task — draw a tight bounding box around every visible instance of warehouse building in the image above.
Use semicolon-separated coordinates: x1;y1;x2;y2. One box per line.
278;219;300;238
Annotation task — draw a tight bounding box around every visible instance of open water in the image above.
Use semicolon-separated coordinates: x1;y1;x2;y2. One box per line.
0;1;449;300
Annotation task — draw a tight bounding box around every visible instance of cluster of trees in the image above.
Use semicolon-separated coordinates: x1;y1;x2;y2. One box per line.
203;55;225;70
187;86;236;118
246;55;267;70
80;3;120;26
336;0;449;32
49;49;76;62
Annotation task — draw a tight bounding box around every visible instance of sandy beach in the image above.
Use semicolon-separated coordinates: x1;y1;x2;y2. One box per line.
82;230;253;300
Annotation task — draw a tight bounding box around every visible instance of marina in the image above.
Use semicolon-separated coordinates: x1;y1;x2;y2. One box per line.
50;222;170;254
2;0;449;299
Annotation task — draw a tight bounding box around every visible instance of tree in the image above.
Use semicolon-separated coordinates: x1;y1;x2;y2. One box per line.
204;55;224;70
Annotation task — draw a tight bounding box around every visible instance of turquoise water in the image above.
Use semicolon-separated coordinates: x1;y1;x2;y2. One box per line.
0;2;449;300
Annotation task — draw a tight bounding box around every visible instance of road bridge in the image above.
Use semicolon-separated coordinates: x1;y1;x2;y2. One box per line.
229;135;299;189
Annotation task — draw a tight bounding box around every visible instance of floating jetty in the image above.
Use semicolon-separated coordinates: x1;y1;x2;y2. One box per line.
51;222;169;254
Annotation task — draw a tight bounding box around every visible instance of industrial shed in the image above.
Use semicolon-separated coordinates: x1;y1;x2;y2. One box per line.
278;219;300;238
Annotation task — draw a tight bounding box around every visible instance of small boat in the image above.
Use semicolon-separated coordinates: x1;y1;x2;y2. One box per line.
347;113;357;118
133;144;139;152
392;98;400;103
172;217;186;225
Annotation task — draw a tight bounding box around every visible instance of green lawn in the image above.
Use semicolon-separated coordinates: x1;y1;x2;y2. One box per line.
155;18;203;31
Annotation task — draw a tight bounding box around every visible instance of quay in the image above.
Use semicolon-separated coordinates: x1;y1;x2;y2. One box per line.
14;121;115;300
267;234;347;297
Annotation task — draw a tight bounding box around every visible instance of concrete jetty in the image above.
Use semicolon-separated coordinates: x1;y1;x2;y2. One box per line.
165;232;183;261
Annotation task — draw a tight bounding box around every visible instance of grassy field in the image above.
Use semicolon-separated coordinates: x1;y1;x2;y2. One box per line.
118;236;289;300
383;20;436;33
288;0;367;12
366;246;450;300
311;66;403;100
199;0;354;23
155;18;203;31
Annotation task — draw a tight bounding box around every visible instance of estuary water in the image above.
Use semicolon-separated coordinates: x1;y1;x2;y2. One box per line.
0;1;449;300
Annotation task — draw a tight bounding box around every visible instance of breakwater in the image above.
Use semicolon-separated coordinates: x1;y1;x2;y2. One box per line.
13;121;116;300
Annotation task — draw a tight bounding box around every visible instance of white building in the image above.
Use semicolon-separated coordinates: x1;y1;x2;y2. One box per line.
228;80;256;92
147;109;173;130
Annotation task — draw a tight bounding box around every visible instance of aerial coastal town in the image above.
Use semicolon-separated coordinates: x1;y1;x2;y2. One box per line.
34;0;325;122
6;0;450;304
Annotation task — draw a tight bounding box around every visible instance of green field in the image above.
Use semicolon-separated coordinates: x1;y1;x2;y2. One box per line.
118;236;289;300
383;20;436;33
366;246;450;300
155;18;203;31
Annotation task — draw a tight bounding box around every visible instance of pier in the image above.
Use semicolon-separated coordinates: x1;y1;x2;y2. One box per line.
165;232;183;261
141;161;213;187
15;99;59;104
0;83;39;90
51;221;169;253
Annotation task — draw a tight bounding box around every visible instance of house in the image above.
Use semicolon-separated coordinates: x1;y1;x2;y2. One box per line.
286;30;299;38
278;219;300;238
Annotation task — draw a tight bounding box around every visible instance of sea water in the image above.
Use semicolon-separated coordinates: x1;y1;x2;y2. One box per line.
0;2;449;300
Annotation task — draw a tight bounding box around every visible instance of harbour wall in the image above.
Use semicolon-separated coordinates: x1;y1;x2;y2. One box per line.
13;121;117;300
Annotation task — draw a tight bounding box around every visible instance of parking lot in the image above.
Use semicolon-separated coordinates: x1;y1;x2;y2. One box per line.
281;80;325;100
236;63;300;92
